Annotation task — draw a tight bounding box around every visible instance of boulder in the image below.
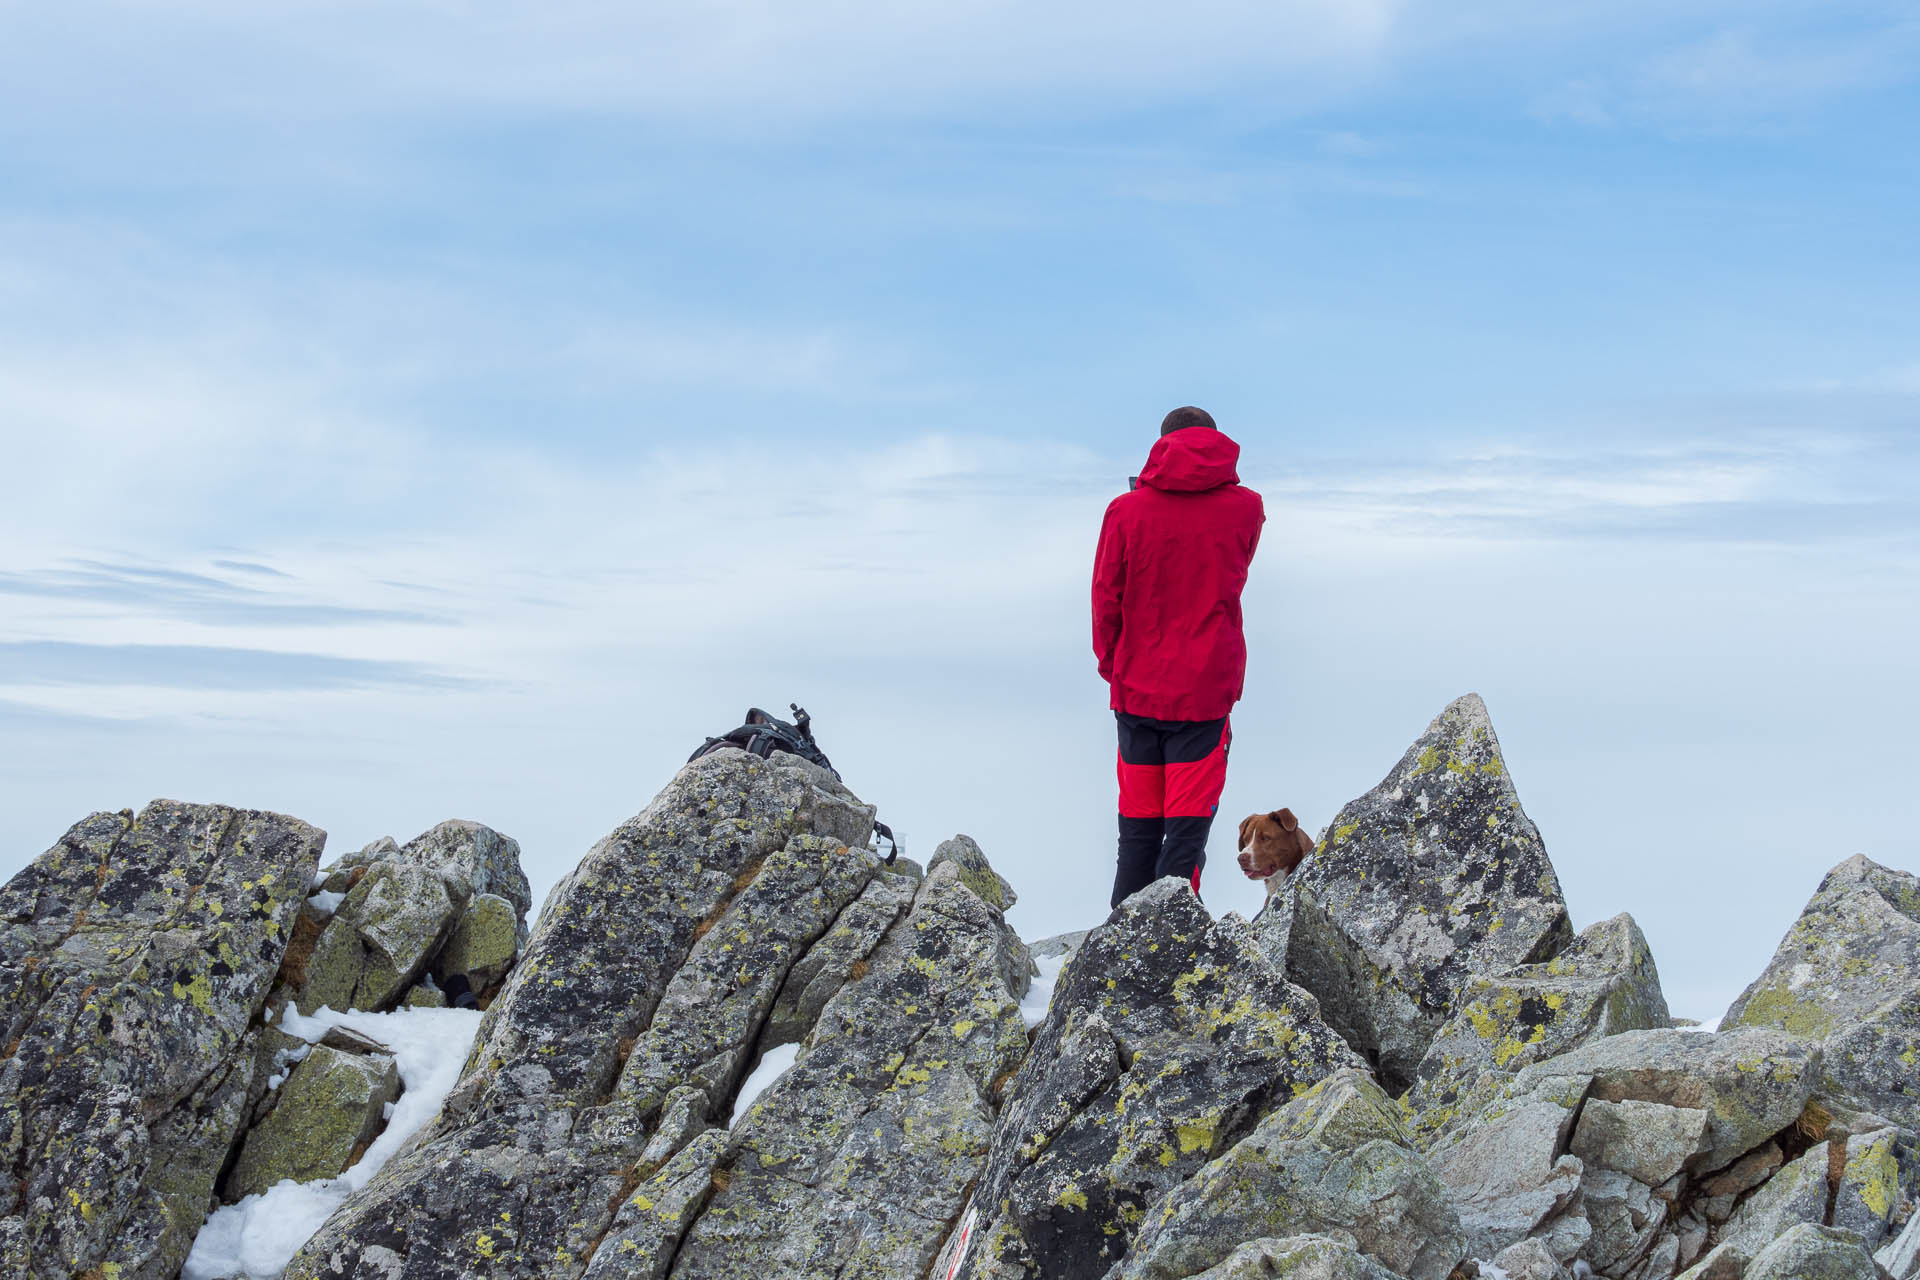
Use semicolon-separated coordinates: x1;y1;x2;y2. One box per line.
1253;694;1574;1091
958;879;1365;1279
224;1043;400;1198
1111;1068;1466;1280
297;857;454;1013
1426;1073;1589;1259
1530;1028;1824;1172
1723;856;1920;1130
666;852;1032;1280
0;801;323;1280
431;892;520;991
284;750;884;1280
1428;1028;1824;1261
1496;1237;1573;1280
1570;1099;1709;1189
289;820;531;1015
1744;1224;1879;1280
1180;1234;1414;1280
1408;913;1670;1143
928;833;1018;910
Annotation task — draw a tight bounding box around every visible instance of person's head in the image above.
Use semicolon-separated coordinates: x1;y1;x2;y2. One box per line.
1160;406;1216;436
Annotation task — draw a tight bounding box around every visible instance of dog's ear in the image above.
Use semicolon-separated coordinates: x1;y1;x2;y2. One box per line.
1271;808;1298;832
1237;814;1260;849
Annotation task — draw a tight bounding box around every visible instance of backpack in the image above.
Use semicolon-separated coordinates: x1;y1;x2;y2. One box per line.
688;704;898;862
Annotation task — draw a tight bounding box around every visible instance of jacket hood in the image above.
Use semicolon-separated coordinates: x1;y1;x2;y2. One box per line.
1139;428;1241;493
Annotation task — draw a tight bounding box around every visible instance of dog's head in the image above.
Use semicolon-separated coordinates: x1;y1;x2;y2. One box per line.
1236;808;1315;882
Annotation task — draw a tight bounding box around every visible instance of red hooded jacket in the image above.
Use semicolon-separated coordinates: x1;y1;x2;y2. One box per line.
1092;428;1265;721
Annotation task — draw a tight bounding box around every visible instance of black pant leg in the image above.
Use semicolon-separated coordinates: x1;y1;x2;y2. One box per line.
1113;815;1165;908
1156;815;1215;898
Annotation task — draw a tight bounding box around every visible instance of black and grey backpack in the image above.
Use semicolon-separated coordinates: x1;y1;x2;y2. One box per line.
688;704;897;862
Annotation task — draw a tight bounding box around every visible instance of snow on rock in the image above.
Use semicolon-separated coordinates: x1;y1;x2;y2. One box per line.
181;1004;482;1280
730;1041;800;1125
304;889;346;914
1020;951;1068;1030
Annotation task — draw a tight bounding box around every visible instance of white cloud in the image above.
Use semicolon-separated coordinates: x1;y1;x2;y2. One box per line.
0;0;1405;126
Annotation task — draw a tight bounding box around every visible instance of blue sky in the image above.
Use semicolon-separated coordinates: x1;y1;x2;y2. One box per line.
1;1;1916;1018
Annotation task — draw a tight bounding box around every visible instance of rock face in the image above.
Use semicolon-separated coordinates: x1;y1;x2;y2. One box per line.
283;749;929;1280
0;801;324;1280
1254;694;1575;1091
957;879;1365;1279
1407;912;1670;1143
665;855;1031;1280
1724;855;1920;1129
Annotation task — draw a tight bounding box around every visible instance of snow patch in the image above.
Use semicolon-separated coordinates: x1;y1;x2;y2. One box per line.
305;889;346;914
181;1004;483;1280
731;1041;800;1125
1020;952;1069;1031
1680;1015;1723;1033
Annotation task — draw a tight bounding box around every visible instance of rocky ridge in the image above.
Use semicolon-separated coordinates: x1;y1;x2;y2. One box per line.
0;693;1913;1280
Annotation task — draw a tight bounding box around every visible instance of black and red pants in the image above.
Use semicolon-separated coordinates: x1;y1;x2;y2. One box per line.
1112;712;1230;908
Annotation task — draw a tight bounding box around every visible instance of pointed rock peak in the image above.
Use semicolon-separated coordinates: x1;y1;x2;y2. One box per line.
1256;693;1572;1093
1396;692;1510;791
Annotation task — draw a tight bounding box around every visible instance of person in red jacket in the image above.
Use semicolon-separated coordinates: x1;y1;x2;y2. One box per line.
1092;406;1265;908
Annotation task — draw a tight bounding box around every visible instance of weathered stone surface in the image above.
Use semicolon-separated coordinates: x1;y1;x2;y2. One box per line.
1699;1142;1783;1199
225;1043;400;1198
1428;1027;1822;1263
1674;1241;1747;1280
1830;1128;1920;1250
1253;694;1574;1091
1571;1099;1709;1189
298;858;454;1013
1408;913;1670;1141
959;879;1365;1280
668;853;1031;1280
603;834;881;1140
1031;930;1091;961
580;1129;726;1280
1533;1028;1823;1171
1181;1234;1414;1280
1426;1074;1588;1258
432;892;520;989
0;801;323;1280
1112;1068;1466;1280
284;750;876;1280
760;871;916;1051
1727;1126;1920;1257
1724;855;1920;1131
1878;1209;1920;1280
1581;1168;1668;1276
929;833;1018;911
1744;1224;1879;1280
1497;1237;1573;1280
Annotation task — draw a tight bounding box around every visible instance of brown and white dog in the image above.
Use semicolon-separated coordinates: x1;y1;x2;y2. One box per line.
1236;808;1315;884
